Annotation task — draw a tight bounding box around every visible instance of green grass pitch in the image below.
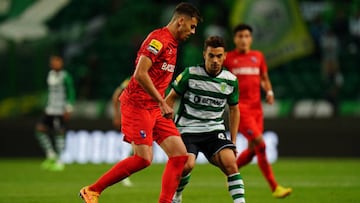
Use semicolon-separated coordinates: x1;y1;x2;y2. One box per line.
0;158;359;203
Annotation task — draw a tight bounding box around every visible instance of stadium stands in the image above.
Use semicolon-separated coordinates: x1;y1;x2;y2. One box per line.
0;0;359;118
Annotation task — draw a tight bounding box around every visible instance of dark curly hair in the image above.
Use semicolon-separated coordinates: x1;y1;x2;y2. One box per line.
204;36;225;50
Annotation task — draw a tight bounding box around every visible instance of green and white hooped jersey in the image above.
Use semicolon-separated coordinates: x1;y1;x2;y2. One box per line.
45;70;75;115
172;65;239;134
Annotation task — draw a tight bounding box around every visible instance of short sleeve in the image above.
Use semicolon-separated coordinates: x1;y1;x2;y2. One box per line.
139;37;164;63
259;52;268;74
227;78;239;106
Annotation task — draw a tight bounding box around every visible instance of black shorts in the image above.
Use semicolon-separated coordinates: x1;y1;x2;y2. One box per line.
181;130;236;163
38;114;66;131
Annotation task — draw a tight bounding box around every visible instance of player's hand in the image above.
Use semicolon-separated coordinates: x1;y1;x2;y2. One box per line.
113;117;121;129
63;111;71;121
232;140;238;155
266;90;275;105
159;100;174;119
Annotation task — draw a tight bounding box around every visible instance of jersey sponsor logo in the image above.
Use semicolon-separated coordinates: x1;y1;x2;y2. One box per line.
166;47;173;55
161;62;175;72
193;95;225;106
232;67;259;75
147;39;163;55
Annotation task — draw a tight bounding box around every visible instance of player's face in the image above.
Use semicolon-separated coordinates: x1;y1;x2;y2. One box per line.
177;16;198;41
233;29;252;53
50;56;63;71
203;46;226;76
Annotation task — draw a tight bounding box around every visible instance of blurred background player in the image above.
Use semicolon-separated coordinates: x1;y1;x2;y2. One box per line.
79;3;202;203
223;23;292;198
111;77;129;128
34;53;75;171
111;76;133;187
166;36;245;203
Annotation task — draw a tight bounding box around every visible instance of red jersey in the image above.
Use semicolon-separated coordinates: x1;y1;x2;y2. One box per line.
121;27;178;109
224;50;267;110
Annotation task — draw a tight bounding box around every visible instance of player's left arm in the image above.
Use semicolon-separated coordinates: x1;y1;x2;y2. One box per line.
261;71;274;105
228;78;240;145
165;69;188;117
165;89;181;119
228;104;240;145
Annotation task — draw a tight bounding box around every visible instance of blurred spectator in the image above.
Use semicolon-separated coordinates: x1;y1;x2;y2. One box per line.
320;28;343;116
332;8;349;38
309;14;327;58
349;9;360;45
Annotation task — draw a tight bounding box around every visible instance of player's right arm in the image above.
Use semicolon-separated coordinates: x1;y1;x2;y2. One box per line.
134;55;174;119
228;104;240;146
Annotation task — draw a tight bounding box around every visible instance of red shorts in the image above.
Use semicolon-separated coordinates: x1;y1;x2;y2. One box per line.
239;108;263;141
120;102;180;146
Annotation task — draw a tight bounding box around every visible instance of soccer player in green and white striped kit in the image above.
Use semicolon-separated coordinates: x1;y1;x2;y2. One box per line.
35;53;75;171
166;36;245;203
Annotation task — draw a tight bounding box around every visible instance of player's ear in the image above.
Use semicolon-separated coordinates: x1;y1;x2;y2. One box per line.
177;16;185;27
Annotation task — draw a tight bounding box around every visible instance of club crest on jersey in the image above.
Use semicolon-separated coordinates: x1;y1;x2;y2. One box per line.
139;130;146;138
147;39;163;55
251;56;257;63
220;82;227;92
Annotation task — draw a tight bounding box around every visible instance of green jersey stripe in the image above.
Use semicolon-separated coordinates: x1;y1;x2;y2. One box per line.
172;65;238;134
189;79;234;95
179;113;224;122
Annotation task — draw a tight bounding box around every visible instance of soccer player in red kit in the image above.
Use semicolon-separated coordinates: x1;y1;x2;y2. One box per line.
79;3;202;203
223;23;292;198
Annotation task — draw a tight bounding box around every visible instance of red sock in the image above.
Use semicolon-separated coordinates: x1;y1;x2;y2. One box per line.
89;155;150;193
255;141;278;191
159;155;188;203
236;148;255;168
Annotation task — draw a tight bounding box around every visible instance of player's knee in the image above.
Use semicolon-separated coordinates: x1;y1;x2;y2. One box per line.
183;158;195;174
222;163;239;175
134;155;151;168
35;123;47;133
254;141;266;154
56;129;65;135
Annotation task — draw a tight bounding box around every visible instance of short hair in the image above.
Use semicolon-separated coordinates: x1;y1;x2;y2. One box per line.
204;36;225;50
233;23;253;35
174;2;202;22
